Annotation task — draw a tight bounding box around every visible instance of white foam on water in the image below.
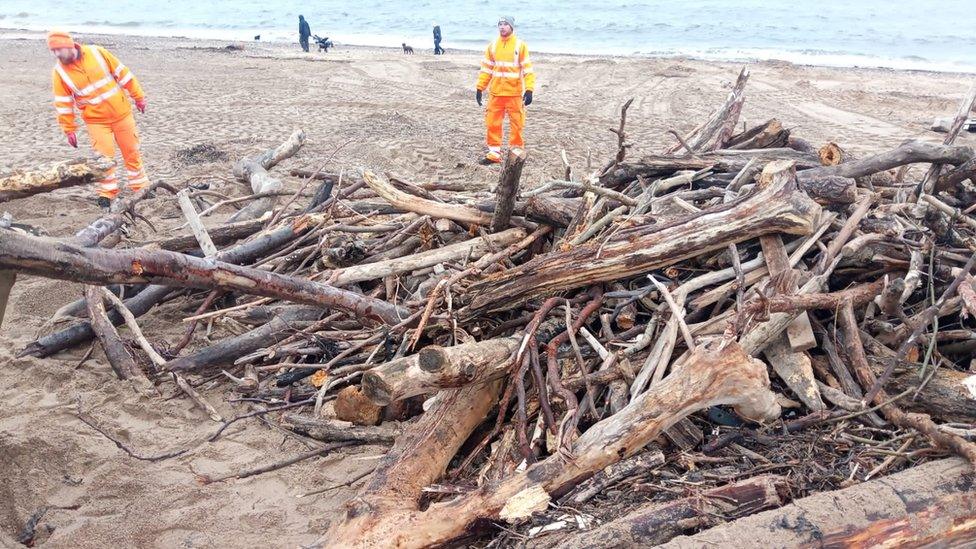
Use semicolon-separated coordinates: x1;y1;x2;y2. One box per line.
4;0;976;73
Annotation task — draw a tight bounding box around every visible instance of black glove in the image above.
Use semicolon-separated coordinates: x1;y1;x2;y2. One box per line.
523;90;533;106
476;89;483;106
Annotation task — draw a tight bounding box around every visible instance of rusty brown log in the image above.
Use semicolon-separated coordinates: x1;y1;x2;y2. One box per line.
560;475;790;548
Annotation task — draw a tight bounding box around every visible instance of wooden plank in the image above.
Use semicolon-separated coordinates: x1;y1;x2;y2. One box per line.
759;234;816;351
176;189;218;257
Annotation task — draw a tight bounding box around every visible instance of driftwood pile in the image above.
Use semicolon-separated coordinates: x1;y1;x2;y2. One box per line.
3;67;976;547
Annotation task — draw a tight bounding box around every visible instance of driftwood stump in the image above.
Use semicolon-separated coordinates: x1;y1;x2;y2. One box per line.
490;148;527;232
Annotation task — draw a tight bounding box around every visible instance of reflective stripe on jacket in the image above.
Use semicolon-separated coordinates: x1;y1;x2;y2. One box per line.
52;44;145;134
476;34;535;97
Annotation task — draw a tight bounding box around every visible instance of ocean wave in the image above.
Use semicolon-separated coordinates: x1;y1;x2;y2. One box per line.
82;21;145;28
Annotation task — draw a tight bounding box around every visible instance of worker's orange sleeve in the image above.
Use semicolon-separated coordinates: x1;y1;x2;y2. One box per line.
520;45;535;92
97;46;145;102
476;44;493;92
52;70;78;134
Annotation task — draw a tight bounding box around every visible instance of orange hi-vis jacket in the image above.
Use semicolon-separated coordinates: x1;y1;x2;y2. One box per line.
52;44;145;134
476;34;535;97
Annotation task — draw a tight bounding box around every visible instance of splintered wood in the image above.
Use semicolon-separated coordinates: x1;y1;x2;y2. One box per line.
3;70;976;548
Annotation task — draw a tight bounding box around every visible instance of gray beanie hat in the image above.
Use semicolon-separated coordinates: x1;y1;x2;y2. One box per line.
498;16;515;28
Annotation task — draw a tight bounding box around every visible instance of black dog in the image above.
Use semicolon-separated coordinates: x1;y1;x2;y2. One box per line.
402;43;414;54
313;35;334;52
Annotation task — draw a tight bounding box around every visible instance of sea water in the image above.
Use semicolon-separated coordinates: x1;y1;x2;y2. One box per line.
2;0;974;73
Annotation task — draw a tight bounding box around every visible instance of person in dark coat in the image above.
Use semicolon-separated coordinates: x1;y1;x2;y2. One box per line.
299;15;311;52
433;23;445;55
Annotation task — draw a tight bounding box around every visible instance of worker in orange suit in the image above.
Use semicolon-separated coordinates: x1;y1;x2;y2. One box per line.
48;30;149;207
475;16;535;164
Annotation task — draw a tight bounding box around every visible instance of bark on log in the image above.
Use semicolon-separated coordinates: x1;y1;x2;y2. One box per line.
561;448;666;505
331;380;503;543
658;458;975;548
560;475;790;549
517;196;577;227
800;140;974;181
326;228;526;287
231;129;306;220
467;161;820;315
0;229;407;326
727;119;789;150
84;285;138;380
0;157;114;202
360;337;519;405
165;307;322;371
936;157;976;193
74;183;169;247
859;330;976;423
281;414;399;444
322;341;780;548
490;148;527;232
145;218;266;252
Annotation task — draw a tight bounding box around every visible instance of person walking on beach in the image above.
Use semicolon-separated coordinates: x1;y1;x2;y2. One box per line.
475;16;534;164
48;30;149;208
433;23;445;55
299;15;312;52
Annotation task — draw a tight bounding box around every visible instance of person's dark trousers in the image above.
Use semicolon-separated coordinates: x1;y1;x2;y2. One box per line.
434;39;444;54
300;37;309;52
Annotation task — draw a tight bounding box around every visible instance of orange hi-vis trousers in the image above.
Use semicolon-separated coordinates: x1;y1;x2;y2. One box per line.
485;94;525;156
86;114;149;198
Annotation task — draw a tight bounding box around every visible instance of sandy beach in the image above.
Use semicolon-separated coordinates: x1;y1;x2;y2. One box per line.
1;30;975;547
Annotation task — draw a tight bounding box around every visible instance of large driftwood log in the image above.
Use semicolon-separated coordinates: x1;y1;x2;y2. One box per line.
322;341;780;548
363;171;491;226
330;380;503;544
467;161;820;315
360;337;519;405
21;218;311;358
231;129;306;220
602;148;823;185
326;228;526;287
659;458;975;548
800;140;974;181
559;475;790;548
0;229;407;326
0;157;114;202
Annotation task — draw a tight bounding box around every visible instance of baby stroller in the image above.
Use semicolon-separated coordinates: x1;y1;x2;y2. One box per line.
313;35;334;52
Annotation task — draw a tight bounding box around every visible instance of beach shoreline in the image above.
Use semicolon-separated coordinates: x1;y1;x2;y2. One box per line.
1;26;975;547
4;26;976;76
